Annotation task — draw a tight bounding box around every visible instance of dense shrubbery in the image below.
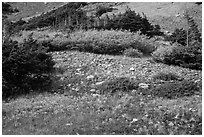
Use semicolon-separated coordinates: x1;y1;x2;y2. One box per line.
152;43;179;62
16;3;163;37
2;2;19;15
123;48;143;58
163;45;202;70
152;80;200;99
96;77;139;95
99;8;163;37
152;44;202;70
95;5;113;17
62;30;157;55
152;72;183;81
154;14;202;70
23;2;88;30
2;35;55;99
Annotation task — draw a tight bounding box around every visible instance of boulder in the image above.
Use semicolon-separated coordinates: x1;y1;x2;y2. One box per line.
138;83;149;89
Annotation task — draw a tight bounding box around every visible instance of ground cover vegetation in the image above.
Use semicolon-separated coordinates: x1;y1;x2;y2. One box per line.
2;2;202;135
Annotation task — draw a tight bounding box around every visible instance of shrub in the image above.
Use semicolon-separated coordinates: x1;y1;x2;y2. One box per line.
2;35;55;99
163;44;202;70
96;77;139;95
152;80;199;99
65;29;156;55
123;48;143;58
152;72;183;81
152;43;178;62
102;7;163;37
95;6;113;17
152;42;202;70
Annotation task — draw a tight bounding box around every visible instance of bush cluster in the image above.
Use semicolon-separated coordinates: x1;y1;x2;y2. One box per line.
96;77;139;94
160;15;202;70
163;44;202;70
152;80;200;99
152;72;183;81
93;7;163;37
123;48;143;58
95;6;113;17
152;42;202;70
14;3;163;38
62;29;157;55
2;35;55;99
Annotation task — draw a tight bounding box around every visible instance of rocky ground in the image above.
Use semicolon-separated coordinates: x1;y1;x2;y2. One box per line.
52;50;201;85
2;50;202;135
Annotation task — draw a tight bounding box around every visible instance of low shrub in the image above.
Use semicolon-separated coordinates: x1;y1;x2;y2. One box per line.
2;35;55;99
163;45;202;70
152;80;199;99
123;48;143;58
152;72;183;81
152;43;178;62
95;6;113;17
152;42;202;70
65;29;156;55
96;77;139;95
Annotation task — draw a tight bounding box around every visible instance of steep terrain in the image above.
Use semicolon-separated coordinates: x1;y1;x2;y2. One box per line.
7;2;202;32
2;2;202;135
7;2;67;21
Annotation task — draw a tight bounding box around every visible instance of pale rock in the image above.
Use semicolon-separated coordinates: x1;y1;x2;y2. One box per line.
87;75;94;79
138;83;149;89
92;94;100;97
129;67;135;71
95;81;105;85
90;89;96;92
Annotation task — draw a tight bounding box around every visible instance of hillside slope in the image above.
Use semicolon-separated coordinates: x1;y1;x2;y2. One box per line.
83;2;202;32
7;2;202;32
7;2;67;21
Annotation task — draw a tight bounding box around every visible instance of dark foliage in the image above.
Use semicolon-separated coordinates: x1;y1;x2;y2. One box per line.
95;6;113;17
152;80;200;99
152;72;183;81
123;48;143;58
22;2;88;30
165;28;187;46
163;44;202;70
195;2;202;5
13;3;162;38
96;77;139;94
2;2;19;15
100;8;163;37
2;35;55;99
161;14;202;70
165;14;201;46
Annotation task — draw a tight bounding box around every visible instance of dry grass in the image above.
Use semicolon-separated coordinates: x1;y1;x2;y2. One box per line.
2;50;202;135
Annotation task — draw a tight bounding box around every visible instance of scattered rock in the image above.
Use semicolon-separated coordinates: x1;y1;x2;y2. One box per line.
129;67;135;71
87;75;94;79
138;83;149;89
95;81;105;86
92;93;100;97
90;89;96;92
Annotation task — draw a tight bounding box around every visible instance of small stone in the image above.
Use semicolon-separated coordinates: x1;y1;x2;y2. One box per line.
168;122;174;126
138;83;149;89
129;67;135;71
95;81;105;85
92;94;100;97
131;89;137;93
90;89;96;92
87;75;94;79
66;123;73;126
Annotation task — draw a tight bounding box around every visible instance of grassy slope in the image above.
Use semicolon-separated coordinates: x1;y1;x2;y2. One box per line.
3;2;202;135
83;2;202;32
7;2;67;21
2;50;202;135
7;2;202;32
